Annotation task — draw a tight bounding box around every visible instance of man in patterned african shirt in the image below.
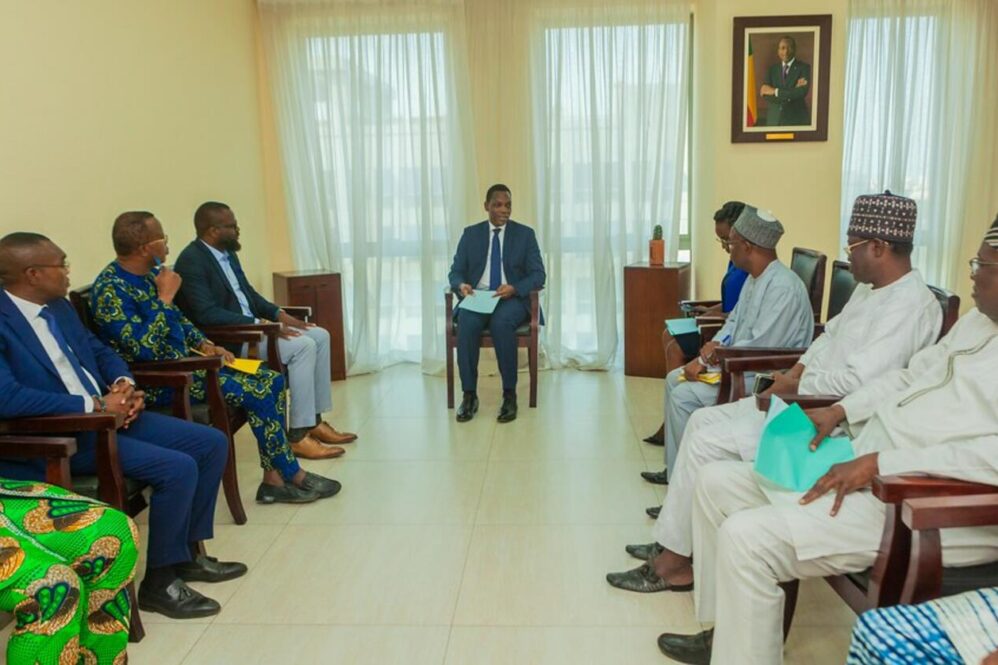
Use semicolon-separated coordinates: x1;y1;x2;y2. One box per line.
0;478;138;665
90;211;341;505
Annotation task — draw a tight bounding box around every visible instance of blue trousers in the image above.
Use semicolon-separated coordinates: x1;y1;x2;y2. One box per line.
456;298;528;393
70;411;228;568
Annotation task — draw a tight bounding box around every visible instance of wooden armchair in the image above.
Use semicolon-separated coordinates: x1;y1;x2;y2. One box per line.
200;305;312;374
0;419;145;642
826;260;858;321
445;288;542;409
778;475;998;641
790;247;827;321
70;287;249;525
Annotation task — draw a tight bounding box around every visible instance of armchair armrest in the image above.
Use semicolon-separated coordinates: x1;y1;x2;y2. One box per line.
281;305;312;320
754;393;841;412
131;371;194;420
873;475;998;504
208;330;265;345
130;357;223;372
902;494;998;531
202;322;282;368
717;347;807;403
0;413;123;434
0;435;77;487
682;299;721;309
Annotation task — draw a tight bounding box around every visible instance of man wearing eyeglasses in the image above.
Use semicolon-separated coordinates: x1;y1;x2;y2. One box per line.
173;201;356;460
655;214;998;665
610;191;942;599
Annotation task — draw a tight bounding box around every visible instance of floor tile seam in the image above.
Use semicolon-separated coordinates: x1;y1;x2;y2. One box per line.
173;622;212;665
213;521;297;611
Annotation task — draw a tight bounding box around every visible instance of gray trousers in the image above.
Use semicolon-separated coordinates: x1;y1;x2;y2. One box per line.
277;326;333;429
663;368;720;479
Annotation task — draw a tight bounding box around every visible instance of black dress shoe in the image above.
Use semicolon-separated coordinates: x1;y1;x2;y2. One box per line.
606;562;692;593
625;542;665;561
497;394;517;423
298;471;342;499
256;482;320;505
646;505;662;519
175;554;248;583
138;578;221;619
642;434;665;446
657;629;713;664
456;394;479;422
641;469;669;485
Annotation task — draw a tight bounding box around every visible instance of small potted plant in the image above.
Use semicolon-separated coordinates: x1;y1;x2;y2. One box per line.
649;224;665;266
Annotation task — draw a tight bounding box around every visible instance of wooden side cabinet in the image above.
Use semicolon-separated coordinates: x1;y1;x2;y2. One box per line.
273;270;347;381
623;262;691;378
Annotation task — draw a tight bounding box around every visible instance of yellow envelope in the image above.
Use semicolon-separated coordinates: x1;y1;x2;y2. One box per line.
675;371;721;385
226;358;263;375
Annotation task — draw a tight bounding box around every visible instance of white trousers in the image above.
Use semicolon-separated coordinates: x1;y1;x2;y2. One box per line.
277;326;333;429
652;397;764;555
664;368;720;479
692;461;878;665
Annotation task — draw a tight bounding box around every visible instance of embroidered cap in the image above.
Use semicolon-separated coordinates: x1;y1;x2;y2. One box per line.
732;205;784;249
847;191;917;243
986;214;998;249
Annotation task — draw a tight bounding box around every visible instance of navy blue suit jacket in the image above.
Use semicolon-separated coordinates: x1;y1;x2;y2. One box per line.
0;289;131;418
448;220;546;321
173;239;281;328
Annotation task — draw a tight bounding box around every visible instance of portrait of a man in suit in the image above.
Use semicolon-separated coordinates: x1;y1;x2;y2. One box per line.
759;35;812;126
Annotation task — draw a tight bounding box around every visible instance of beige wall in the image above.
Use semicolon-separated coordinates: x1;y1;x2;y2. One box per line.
0;0;275;295
691;0;849;308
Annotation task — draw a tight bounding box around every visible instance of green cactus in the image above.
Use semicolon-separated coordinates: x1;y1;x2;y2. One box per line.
652;224;663;240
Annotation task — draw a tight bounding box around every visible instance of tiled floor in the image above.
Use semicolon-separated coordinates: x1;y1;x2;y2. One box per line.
120;365;855;664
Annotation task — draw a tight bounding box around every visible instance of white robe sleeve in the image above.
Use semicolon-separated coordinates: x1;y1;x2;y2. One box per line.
878;434;998;485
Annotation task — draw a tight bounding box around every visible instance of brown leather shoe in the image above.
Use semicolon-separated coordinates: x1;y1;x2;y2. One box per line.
291;435;345;460
310;421;358;444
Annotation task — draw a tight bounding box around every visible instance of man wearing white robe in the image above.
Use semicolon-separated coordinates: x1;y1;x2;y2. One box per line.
656;218;998;665
642;206;814;486
609;193;943;594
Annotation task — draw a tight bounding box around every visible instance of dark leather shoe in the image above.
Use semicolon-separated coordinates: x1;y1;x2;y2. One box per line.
138;578;221;619
456;394;479;422
606;562;691;593
175;555;248;583
641;469;669;485
657;629;713;664
497;395;517;423
625;542;665;561
298;471;341;499
646;505;662;519
257;482;320;505
643;423;665;445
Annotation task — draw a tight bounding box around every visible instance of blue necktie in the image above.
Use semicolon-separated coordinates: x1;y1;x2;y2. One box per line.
489;228;502;290
39;307;101;396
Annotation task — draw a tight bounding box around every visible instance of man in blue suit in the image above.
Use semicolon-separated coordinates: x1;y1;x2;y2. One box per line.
448;184;546;423
0;232;244;620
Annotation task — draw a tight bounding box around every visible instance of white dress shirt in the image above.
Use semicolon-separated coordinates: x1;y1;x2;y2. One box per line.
475;224;508;290
798;270;941;396
7;292;101;412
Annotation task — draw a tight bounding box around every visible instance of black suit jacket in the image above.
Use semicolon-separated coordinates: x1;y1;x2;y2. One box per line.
763;59;811;126
173;239;280;328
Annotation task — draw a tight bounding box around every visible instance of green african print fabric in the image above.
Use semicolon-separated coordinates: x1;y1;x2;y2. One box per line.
90;262;300;479
0;479;138;665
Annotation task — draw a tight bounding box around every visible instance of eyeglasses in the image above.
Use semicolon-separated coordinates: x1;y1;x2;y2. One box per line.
144;235;168;245
25;261;69;271
969;257;998;277
843;239;873;255
714;237;731;252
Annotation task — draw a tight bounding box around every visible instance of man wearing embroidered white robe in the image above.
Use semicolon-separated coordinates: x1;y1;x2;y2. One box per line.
641;206;813;485
609;192;942;594
656;216;998;665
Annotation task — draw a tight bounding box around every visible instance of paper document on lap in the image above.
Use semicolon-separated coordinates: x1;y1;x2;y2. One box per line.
665;317;699;336
457;290;501;314
226;358;263;374
754;397;855;492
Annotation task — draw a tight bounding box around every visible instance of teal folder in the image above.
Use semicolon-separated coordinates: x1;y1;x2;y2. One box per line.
753;402;855;492
665;317;699;336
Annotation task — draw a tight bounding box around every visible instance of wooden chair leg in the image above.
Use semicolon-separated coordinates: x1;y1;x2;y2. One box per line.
446;341;455;409
127;581;145;643
222;446;247;525
528;339;538;408
780;579;800;643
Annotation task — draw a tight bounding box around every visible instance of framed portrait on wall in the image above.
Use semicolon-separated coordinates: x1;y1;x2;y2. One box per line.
731;14;832;143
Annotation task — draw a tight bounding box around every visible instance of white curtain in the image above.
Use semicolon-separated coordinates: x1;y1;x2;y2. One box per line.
531;2;690;369
258;0;478;374
841;0;998;291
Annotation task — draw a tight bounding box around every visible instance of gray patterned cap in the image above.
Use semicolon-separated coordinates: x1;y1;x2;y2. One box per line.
986;214;998;249
732;206;784;249
847;191;917;243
